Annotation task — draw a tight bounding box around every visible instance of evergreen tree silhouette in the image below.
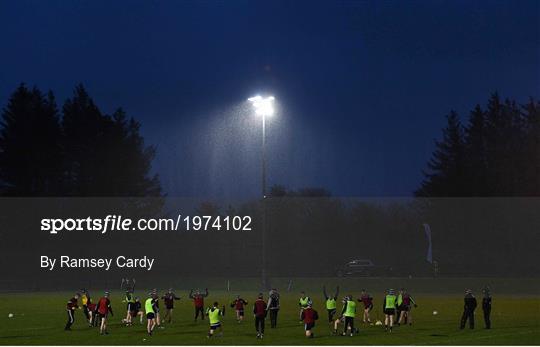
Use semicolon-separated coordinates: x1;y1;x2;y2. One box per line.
417;94;540;197
416;111;465;197
0;83;162;197
0;84;63;195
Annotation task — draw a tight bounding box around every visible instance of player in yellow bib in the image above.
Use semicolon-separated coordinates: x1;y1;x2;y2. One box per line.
383;289;397;332
145;293;157;336
122;290;136;326
341;295;357;337
323;285;339;329
206;302;225;338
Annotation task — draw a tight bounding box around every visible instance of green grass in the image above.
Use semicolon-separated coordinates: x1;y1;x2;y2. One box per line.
0;278;539;345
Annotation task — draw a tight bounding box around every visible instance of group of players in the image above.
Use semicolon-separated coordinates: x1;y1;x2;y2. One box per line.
63;283;425;339
64;284;492;339
319;286;417;336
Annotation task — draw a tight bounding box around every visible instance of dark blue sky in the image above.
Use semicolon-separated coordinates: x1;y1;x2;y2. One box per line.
1;0;539;198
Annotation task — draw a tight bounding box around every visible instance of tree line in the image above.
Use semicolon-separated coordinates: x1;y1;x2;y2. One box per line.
416;93;540;197
0;84;161;196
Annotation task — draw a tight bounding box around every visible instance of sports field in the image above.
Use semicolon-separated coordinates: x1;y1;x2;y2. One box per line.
0;278;538;345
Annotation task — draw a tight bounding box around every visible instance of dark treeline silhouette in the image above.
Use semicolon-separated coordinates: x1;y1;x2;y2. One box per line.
0;84;161;197
416;93;540;197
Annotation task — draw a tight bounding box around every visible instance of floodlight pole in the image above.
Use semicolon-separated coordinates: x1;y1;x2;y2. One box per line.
261;112;268;290
262;114;267;198
248;95;273;290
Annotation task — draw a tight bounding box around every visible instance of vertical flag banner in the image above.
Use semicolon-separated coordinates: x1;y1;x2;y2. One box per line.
423;223;433;263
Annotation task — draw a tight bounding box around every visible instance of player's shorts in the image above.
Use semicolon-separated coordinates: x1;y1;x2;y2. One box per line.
402;304;411;312
304;322;315;330
237;309;245;317
327;308;336;322
210;322;221;330
127;302;134;311
364;303;373;311
146;312;155;319
384;308;395;315
130;309;139;317
97;312;108;320
165;305;174;310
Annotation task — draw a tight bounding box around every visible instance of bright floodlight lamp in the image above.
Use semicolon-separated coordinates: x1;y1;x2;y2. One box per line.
248;95;275;116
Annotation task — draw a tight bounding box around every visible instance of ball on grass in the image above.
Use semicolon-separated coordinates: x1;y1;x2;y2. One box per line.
8;313;14;318
375;320;383;326
433;310;438;315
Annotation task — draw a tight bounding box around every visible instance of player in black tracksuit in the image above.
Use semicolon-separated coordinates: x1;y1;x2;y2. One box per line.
267;289;280;328
64;293;80;331
482;287;492;329
460;289;477;329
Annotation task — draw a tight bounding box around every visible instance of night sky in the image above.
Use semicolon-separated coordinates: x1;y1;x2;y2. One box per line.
1;0;538;199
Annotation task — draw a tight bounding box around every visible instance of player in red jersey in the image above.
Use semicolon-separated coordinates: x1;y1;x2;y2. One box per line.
358;289;374;323
253;293;267;339
397;290;417;325
96;292;114;335
301;301;319;338
230;295;248;323
87;300;97;327
189;288;208;321
161;288;180;324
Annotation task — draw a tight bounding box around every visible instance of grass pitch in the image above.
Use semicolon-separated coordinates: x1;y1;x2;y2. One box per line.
0;278;539;345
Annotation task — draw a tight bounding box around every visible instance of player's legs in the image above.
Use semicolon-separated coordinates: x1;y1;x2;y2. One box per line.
270;310;277;327
195;306;204;320
305;323;314;338
327;309;335;325
398;310;406;324
163;308;171;323
124;311;131;325
83;305;89;321
364;307;372;323
483;307;491;329
147;317;156;335
239;310;245;322
100;315;107;334
333;317;342;334
208;323;221;337
156;311;161;326
460;310;468;329
64;310;74;330
216;325;223;337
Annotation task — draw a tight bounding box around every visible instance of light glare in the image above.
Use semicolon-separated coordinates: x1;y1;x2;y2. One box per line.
248;95;275;116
